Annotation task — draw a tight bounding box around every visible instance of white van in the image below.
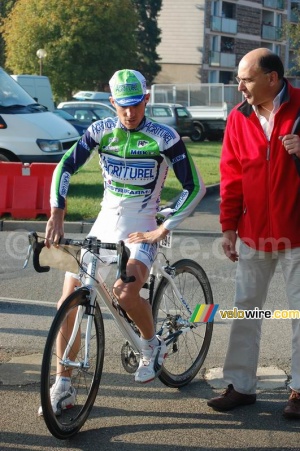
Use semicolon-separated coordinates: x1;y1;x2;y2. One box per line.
0;67;80;163
11;74;55;111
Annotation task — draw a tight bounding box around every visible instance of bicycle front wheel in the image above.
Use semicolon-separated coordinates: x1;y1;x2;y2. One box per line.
152;259;213;388
40;287;105;439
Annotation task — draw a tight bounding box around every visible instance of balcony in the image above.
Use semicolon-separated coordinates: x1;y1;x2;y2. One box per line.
209;51;236;68
290;8;300;22
210;15;237;34
263;0;284;10
261;23;283;41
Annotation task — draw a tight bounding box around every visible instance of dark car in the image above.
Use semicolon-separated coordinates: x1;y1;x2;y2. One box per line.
145;103;202;142
57;101;116;123
53;109;90;135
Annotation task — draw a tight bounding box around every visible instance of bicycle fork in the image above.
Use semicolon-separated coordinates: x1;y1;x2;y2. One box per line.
60;258;100;370
153;262;195;347
60;292;96;370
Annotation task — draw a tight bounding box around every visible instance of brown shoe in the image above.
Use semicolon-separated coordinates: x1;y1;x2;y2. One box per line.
207;384;256;412
283;390;300;419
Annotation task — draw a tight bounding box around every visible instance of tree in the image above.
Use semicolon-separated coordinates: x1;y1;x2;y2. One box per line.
284;13;300;77
133;0;162;84
0;0;17;68
1;0;140;100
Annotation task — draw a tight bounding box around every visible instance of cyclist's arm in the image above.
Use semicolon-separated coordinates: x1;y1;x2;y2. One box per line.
50;137;96;210
161;139;206;230
46;128;100;245
127;223;169;244
45;207;65;247
128;139;205;244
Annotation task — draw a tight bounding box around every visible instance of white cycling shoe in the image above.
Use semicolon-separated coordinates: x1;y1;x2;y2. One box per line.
38;385;76;416
135;337;168;383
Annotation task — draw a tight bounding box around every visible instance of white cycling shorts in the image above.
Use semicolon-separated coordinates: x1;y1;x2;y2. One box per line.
66;210;158;281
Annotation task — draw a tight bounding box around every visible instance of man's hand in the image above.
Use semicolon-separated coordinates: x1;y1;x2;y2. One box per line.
44;207;65;248
280;134;300;159
222;230;239;262
127;224;170;244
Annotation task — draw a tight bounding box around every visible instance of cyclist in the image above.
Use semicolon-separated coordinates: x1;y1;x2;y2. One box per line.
39;69;206;415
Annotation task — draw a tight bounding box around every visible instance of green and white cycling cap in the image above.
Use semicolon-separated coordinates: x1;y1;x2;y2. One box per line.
109;69;147;106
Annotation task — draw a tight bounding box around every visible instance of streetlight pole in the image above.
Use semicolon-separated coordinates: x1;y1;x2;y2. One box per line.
36;49;47;75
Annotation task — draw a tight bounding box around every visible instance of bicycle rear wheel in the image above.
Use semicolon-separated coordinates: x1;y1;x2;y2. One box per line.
152;259;213;388
40;287;105;439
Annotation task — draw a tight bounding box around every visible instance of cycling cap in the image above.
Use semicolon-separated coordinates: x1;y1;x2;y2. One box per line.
109;69;147;106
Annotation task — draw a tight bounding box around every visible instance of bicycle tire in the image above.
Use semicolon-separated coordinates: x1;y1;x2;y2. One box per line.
40;287;105;439
152;259;213;388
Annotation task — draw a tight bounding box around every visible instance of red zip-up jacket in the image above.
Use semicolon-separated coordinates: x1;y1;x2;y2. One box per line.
220;80;300;251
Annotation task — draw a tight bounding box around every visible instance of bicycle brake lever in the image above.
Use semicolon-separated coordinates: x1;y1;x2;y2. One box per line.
23;232;50;273
23;231;37;269
23;243;33;269
116;241;136;283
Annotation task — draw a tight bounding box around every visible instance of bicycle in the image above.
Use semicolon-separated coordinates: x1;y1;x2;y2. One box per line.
24;228;214;440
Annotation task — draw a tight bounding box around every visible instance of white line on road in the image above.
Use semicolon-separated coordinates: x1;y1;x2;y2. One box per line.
0;297;56;306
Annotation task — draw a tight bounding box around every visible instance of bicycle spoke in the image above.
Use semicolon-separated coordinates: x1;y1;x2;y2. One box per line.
153;259;213;388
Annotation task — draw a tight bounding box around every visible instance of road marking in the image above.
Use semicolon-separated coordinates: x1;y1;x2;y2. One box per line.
0;297;56;306
0;296;112;312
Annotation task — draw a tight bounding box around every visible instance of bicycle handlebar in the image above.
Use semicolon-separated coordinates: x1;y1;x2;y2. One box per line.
26;232;135;283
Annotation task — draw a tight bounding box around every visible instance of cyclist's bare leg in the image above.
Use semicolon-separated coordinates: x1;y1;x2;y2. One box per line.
113;259;155;339
56;274;81;377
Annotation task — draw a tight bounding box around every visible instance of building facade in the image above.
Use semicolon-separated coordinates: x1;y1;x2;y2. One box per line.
154;0;300;84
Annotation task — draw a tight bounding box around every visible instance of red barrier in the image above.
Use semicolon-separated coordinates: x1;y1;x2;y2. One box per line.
0;162;57;219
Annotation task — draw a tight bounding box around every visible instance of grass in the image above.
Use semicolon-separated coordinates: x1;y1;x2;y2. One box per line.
65;140;221;221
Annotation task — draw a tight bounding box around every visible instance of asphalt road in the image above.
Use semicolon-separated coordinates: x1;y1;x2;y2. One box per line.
1;190;300;450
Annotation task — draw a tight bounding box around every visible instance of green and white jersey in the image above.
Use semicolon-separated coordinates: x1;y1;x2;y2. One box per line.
51;116;205;230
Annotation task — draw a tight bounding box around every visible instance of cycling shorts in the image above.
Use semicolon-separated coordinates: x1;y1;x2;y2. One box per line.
65;209;158;281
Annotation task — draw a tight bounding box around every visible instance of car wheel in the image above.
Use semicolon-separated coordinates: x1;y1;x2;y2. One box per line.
190;124;205;142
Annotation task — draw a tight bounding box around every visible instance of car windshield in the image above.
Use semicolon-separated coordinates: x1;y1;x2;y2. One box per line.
0;68;37;107
176;107;190;118
54;109;75;120
62;105;115;122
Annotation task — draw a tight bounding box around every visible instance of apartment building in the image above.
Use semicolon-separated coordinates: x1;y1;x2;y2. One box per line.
154;0;300;84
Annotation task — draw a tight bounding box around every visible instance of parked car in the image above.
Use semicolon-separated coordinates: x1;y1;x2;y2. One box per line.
53;109;89;135
57;101;116;123
72;90;111;106
145;103;202;142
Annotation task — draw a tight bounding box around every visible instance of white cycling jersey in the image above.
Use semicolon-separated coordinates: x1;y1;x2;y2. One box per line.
51;115;206;231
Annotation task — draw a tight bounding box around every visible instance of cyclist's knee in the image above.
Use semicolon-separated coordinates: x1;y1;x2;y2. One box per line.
57;273;80;309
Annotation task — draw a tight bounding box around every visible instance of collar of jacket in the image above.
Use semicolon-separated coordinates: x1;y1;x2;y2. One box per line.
237;78;290;118
119;116;146;132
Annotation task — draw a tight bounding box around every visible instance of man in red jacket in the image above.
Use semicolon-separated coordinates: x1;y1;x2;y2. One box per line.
207;48;300;418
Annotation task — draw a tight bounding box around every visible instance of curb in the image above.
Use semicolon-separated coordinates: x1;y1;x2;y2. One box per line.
0;184;220;233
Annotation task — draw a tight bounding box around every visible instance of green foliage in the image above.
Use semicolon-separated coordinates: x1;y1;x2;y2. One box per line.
1;0;140;100
0;0;17;68
283;12;300;76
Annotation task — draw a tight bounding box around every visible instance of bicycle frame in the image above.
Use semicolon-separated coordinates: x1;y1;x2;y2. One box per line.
61;248;195;370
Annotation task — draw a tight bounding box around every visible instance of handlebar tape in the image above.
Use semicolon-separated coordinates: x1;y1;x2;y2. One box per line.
32;240;50;273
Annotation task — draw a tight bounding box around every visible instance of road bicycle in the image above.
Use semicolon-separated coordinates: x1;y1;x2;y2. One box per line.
24;228;214;440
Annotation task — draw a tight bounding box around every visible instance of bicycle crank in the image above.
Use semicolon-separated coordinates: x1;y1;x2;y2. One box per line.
121;341;139;373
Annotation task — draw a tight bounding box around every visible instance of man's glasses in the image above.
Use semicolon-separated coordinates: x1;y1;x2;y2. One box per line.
235;71;272;85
